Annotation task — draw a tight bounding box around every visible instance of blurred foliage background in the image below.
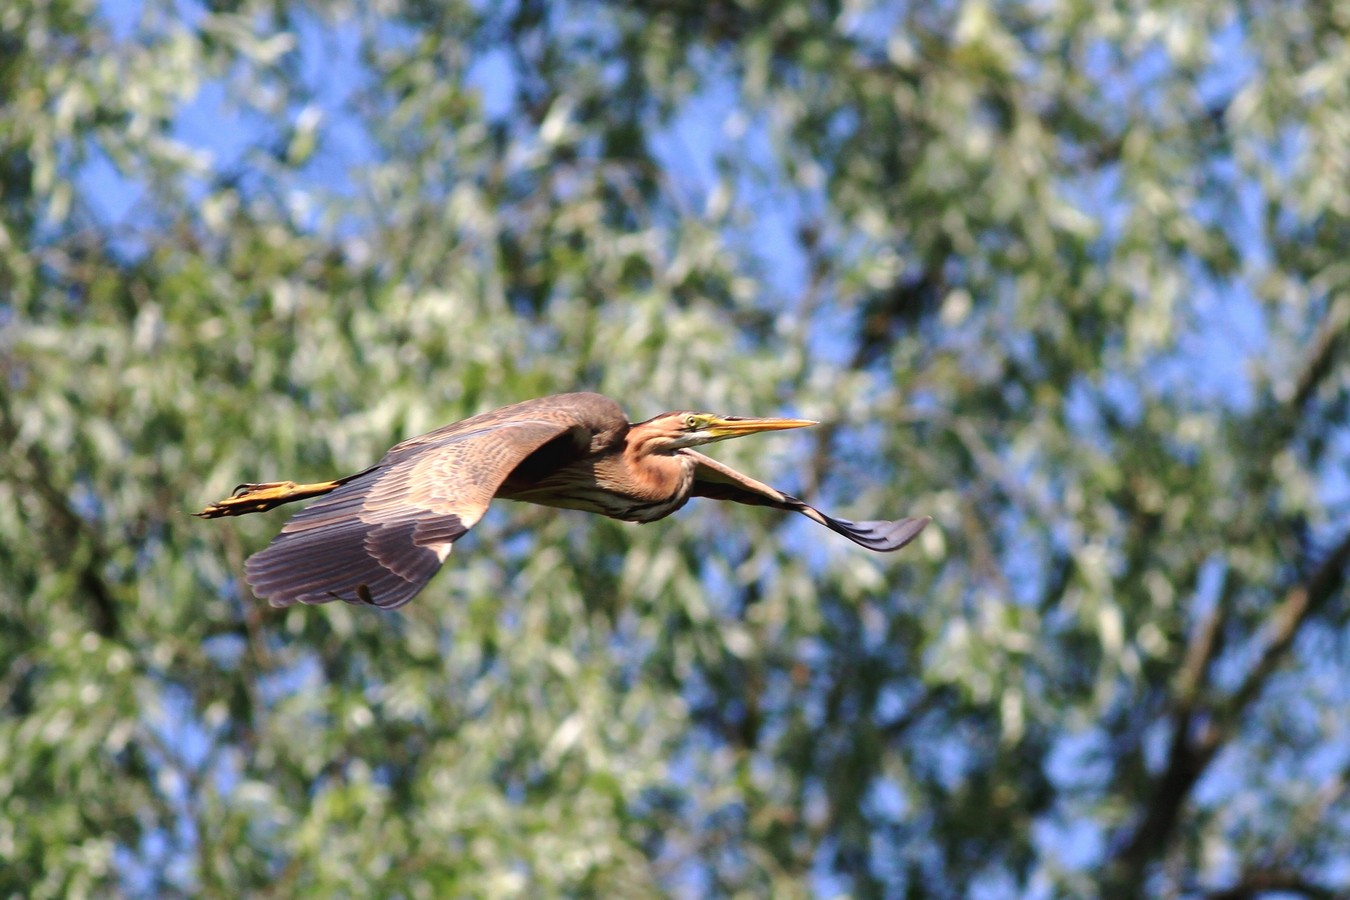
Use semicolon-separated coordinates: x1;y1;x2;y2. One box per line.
3;0;1349;896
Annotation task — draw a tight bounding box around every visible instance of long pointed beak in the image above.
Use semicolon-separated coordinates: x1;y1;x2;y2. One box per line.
705;415;818;439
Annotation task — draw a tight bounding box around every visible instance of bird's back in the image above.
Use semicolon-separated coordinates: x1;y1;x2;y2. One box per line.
386;392;627;458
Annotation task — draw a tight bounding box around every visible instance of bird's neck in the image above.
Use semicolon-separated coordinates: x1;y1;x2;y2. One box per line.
611;440;693;501
497;433;696;524
543;437;689;523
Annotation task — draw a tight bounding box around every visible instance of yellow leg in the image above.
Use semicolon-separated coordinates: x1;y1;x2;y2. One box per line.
194;479;342;518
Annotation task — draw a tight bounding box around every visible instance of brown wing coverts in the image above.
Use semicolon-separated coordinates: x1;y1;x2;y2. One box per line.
687;451;929;552
245;393;626;609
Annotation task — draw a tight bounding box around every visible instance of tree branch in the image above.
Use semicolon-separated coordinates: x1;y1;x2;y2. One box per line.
1214;527;1350;744
1292;295;1350;410
0;383;121;638
1112;528;1350;882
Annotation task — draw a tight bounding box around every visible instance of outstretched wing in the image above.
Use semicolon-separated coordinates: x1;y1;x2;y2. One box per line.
686;451;929;552
246;393;625;609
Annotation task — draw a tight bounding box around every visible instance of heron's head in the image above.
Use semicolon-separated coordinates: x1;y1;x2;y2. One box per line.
632;411;818;454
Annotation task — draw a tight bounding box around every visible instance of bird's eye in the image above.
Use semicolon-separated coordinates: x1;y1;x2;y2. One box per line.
683;415;700;429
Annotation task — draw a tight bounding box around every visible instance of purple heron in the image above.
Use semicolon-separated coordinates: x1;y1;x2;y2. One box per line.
198;392;928;609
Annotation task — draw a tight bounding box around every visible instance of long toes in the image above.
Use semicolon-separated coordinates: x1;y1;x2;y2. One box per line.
232;481;288;498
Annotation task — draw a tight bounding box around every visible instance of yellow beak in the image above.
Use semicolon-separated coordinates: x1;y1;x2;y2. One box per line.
705;415;819;439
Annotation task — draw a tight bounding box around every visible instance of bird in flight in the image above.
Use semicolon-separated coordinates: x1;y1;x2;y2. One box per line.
198;392;928;609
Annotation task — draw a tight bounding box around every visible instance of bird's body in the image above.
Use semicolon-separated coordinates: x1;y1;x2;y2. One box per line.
198;392;928;609
497;424;697;523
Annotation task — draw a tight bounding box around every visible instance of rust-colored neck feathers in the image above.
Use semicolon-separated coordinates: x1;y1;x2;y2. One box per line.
610;423;694;505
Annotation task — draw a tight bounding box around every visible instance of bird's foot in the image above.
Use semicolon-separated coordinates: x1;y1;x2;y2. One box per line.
194;481;303;518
